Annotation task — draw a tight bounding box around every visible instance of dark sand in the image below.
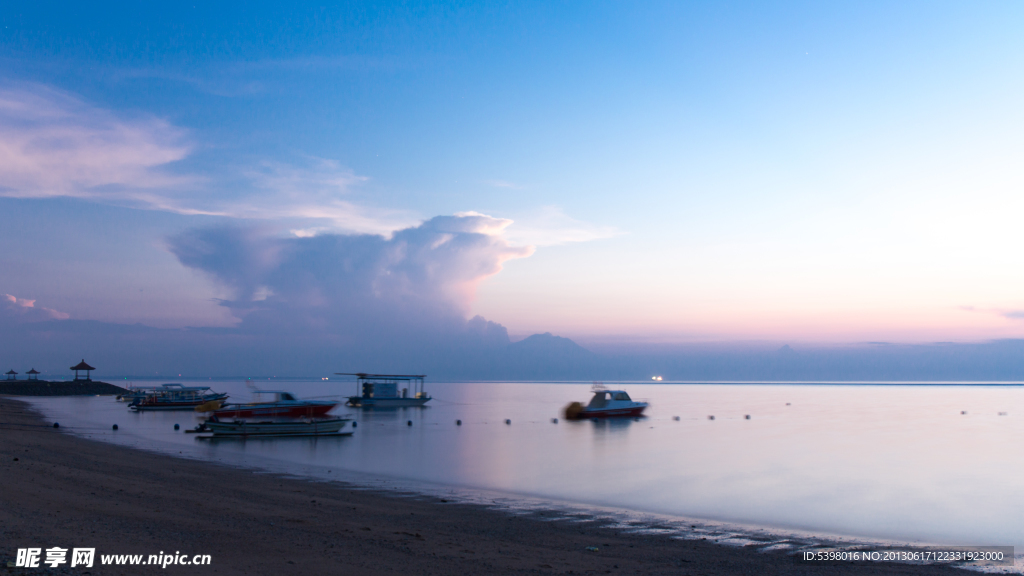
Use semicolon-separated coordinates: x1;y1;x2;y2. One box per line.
0;398;968;575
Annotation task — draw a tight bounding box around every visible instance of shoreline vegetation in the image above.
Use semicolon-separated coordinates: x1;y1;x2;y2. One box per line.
0;397;965;575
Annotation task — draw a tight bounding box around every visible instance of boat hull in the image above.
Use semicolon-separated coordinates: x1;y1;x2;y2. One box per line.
130;393;229;411
213;403;337;419
201;418;352;438
578;406;647;418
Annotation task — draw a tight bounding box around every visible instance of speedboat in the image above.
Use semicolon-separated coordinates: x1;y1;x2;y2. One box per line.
202;390;338;418
193;417;352;438
128;384;228;411
564;388;648;419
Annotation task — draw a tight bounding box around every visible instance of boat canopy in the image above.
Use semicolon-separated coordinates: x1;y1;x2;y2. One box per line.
335;373;428;400
155;384;211;392
591;390;632;399
587;390;633;407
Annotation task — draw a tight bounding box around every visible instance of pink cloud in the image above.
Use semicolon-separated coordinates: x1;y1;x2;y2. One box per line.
0;84;192;202
2;294;70;322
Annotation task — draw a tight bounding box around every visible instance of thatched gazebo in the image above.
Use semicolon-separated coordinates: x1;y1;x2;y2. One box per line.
70;360;95;381
4;370;16;381
26;368;40;381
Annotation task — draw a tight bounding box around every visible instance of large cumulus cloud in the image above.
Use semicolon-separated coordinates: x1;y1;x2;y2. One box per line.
168;212;532;354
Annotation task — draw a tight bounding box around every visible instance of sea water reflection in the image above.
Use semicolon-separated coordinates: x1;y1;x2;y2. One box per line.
29;381;1024;548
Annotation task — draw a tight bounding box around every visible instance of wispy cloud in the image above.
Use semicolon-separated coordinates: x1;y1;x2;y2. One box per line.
503;206;622;246
483;179;524;190
0;84;413;234
220;158;414;235
2;294;69;322
105;54;419;98
959;305;1024;321
0;84;193;202
0;84;617;244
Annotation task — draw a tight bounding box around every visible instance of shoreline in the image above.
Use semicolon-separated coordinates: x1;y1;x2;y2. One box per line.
0;397;970;575
0;381;128;396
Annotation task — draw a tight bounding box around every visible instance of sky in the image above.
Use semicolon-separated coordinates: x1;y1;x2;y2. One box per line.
3;1;1024;377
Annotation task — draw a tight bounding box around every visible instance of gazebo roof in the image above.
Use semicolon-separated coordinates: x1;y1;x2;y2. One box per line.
5;370;16;375
26;369;40;374
70;360;95;371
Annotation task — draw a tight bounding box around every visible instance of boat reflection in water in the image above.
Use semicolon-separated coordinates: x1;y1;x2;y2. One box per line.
193;416;353;439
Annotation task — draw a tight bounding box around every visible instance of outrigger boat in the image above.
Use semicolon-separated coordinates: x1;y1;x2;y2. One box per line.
128;384;228;411
118;383;191;404
192;417;352;438
564;385;648;419
336;373;431;408
198;390;338;418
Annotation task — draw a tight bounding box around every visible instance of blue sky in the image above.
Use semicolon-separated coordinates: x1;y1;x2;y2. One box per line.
3;1;1024;351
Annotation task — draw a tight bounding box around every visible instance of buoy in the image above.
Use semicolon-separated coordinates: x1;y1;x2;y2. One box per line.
505;419;511;425
551;418;558;424
673;416;680;421
456;420;462;426
174;423;180;430
744;415;751;420
112;424;119;430
961;411;967;415
52;422;59;429
352;421;357;428
708;415;715;420
407;420;413;426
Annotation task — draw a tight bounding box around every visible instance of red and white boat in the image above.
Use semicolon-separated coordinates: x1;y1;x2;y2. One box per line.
201;390;338;419
565;387;648;419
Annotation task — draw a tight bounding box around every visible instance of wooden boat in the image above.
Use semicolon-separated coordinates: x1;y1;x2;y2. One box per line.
128;384;228;411
564;386;648;419
200;390;338;418
194;417;352;438
118;383;190;404
337;373;431;407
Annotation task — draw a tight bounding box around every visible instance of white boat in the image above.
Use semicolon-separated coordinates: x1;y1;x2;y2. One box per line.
565;386;648;419
195;417;352;438
337;373;431;407
127;384;228;411
118;384;180;403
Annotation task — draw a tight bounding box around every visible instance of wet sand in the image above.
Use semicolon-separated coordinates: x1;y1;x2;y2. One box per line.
0;397;968;575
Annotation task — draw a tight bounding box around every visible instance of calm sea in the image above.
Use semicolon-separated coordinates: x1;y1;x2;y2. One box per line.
28;380;1024;552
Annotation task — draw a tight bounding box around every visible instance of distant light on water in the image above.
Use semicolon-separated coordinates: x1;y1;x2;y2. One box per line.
652;376;663;381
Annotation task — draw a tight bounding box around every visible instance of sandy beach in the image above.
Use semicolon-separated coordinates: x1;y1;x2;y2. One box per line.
0;397;968;576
